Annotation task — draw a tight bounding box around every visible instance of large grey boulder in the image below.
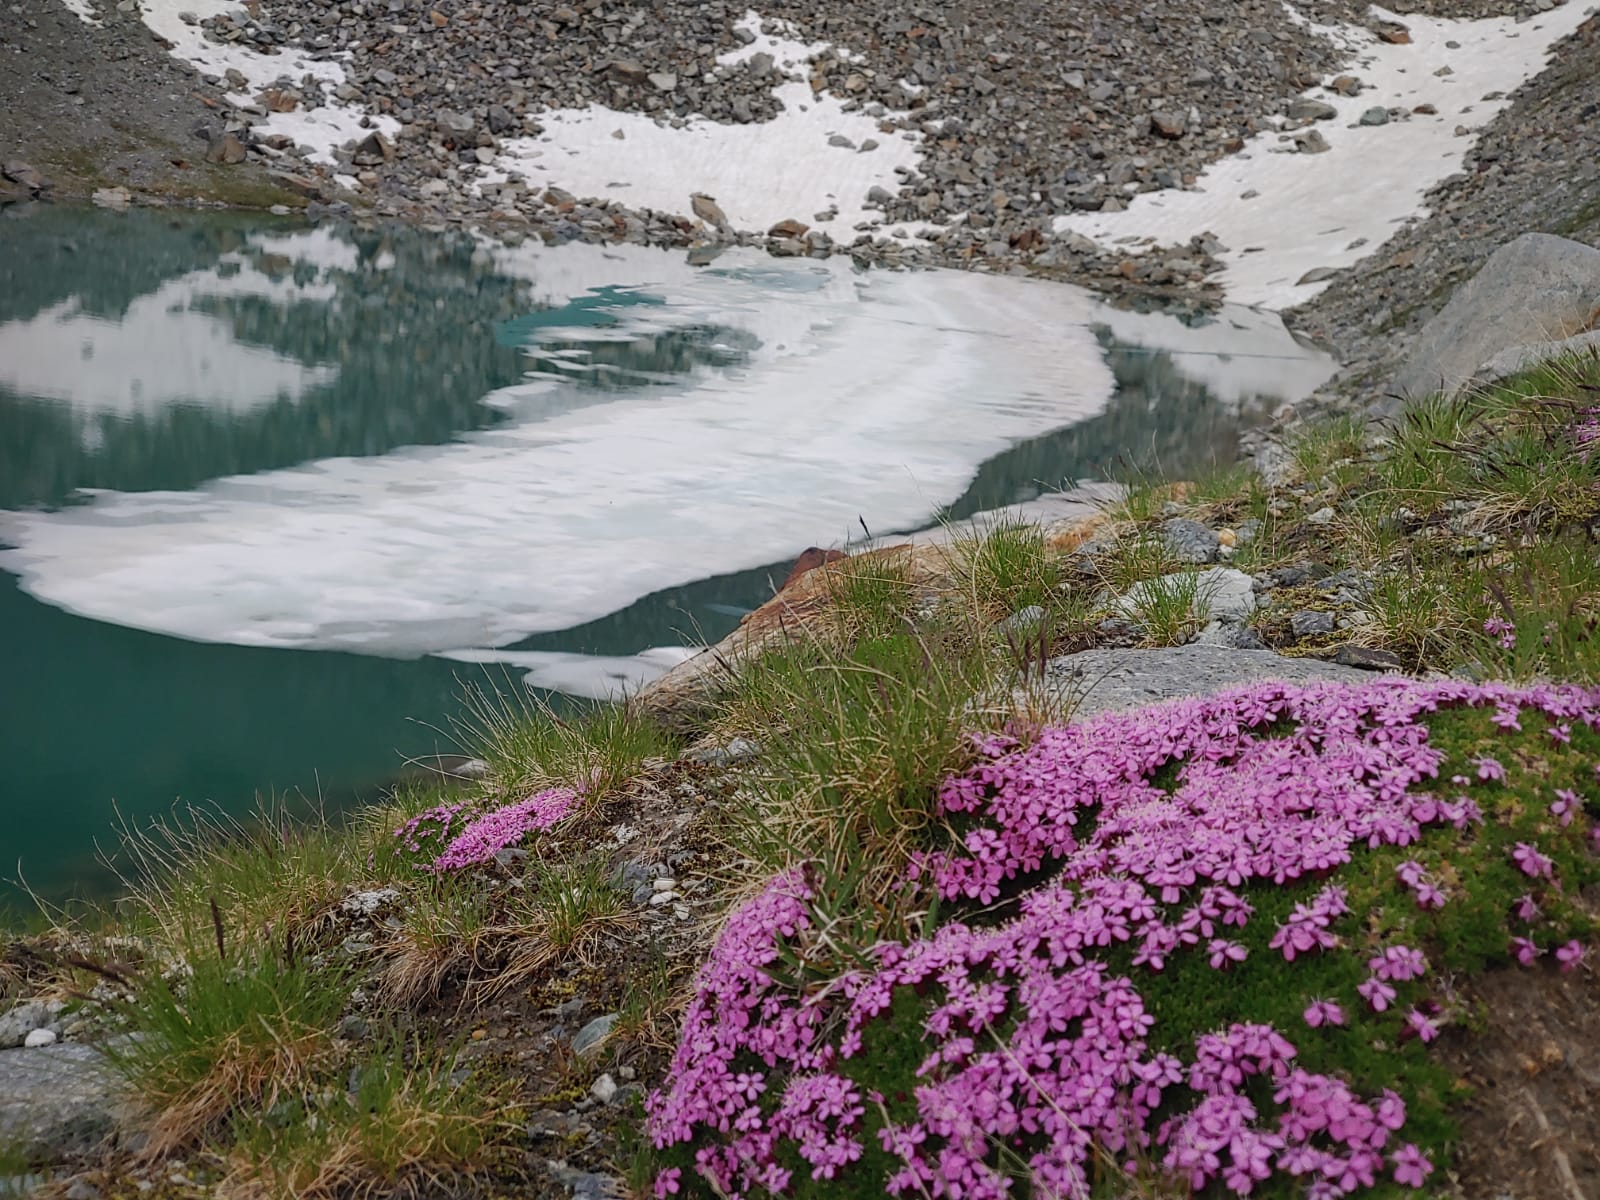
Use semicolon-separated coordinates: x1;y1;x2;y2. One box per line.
1041;645;1378;721
1389;234;1600;407
0;1043;122;1161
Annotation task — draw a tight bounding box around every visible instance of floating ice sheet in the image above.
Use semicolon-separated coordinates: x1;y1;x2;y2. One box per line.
0;234;1334;664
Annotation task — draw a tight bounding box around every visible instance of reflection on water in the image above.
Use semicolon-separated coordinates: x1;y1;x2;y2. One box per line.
0;207;1335;898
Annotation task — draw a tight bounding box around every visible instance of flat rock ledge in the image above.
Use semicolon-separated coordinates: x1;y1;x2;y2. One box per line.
1038;645;1378;721
0;1043;123;1162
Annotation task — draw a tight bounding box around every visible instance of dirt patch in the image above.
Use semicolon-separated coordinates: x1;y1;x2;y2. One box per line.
1436;966;1600;1200
0;1;291;204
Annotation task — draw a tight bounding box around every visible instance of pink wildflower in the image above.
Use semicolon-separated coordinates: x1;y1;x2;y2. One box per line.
1550;788;1578;827
652;1168;681;1197
1511;841;1554;880
1303;1000;1345;1029
431;787;577;870
1473;756;1506;783
1482;617;1516;651
1358;977;1396;1013
1369;945;1427;983
1207;939;1247;970
1556;940;1585;973
1514;894;1541;922
1511;936;1540;967
1404;1009;1439;1044
1392;1143;1433;1188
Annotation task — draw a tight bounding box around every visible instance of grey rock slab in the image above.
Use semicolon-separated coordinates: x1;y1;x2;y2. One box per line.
1160;517;1220;564
0;1043;122;1161
571;1013;617;1059
996;605;1047;636
1117;567;1256;624
1472;328;1600;387
1286;99;1337;121
1390;233;1600;406
683;737;760;767
548;1165;624;1200
1290;610;1337;637
1042;646;1375;721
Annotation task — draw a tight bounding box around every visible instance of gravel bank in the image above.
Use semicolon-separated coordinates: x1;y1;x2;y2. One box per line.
13;0;1577;292
0;0;301;206
5;0;1596;313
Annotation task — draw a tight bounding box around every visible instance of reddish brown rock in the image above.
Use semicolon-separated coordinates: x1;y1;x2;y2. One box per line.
776;547;846;592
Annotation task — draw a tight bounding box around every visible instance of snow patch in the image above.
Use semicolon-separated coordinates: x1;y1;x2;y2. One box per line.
486;10;923;237
1055;3;1594;310
71;0;399;166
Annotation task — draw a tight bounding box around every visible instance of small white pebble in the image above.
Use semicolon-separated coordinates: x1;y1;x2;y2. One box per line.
648;891;681;906
590;1073;618;1104
24;1028;57;1048
652;877;678;892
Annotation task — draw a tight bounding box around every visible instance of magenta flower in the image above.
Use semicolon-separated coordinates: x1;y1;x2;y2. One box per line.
1413;882;1445;910
1482;617;1516;650
652;1167;681;1197
1556;940;1586;973
1491;704;1522;731
645;678;1600;1197
1511;842;1554;880
1207;939;1248;970
1404;1010;1439;1044
1369;946;1427;983
1514;894;1541;922
1392;1143;1433;1188
431;787;577;870
1511;936;1540;967
1473;756;1506;782
1358;977;1396;1013
1302;1000;1345;1029
1549;723;1572;745
1550;788;1578;827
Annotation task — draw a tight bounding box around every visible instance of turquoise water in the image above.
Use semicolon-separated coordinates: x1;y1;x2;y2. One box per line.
0;206;1329;900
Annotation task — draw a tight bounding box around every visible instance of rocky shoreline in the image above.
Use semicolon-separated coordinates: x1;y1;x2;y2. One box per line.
3;0;1594;309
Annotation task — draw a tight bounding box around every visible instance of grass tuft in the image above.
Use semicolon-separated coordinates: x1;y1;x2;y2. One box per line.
460;686;677;807
106;944;345;1156
224;1043;513;1199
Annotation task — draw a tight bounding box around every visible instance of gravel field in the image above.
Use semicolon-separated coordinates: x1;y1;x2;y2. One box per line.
3;0;1597;366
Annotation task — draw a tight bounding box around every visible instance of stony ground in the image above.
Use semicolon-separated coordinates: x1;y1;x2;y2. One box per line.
0;0;303;207
9;0;1592;296
1289;9;1600;405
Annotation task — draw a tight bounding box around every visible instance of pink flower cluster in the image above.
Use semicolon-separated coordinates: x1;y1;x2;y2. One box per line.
648;678;1599;1198
392;801;472;856
428;787;577;871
